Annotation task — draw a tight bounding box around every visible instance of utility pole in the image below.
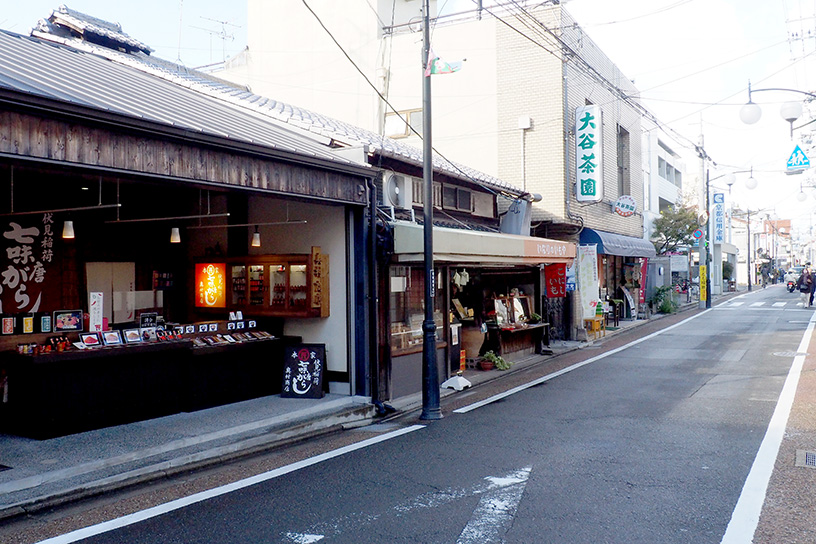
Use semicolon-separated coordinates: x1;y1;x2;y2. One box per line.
698;129;708;310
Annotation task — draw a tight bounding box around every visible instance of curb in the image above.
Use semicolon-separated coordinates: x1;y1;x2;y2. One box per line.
0;404;375;521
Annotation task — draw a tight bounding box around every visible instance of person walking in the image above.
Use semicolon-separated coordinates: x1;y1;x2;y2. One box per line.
797;263;812;307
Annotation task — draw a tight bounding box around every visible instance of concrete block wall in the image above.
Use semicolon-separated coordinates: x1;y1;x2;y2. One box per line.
494;5;645;238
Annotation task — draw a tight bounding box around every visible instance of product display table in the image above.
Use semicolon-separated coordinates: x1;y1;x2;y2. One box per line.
0;336;300;439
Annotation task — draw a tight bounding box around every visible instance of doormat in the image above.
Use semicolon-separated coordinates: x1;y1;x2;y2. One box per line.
605;326;620;331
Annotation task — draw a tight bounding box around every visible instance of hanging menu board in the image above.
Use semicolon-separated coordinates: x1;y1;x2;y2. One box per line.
282;344;325;399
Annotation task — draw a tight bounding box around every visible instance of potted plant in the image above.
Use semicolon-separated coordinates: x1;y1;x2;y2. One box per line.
528;312;542;324
481;350;512;371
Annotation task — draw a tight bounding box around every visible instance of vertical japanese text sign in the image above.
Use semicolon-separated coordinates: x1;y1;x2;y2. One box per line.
713;193;725;244
575;105;603;202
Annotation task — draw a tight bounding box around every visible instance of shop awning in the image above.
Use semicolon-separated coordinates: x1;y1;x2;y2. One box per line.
391;222;575;265
579;228;656;258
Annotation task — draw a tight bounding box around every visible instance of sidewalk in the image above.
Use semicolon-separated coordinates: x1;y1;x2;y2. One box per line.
0;291;730;522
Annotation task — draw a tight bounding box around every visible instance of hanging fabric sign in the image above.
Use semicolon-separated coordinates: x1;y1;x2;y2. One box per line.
545;263;567;298
578;244;600;319
0;214;57;314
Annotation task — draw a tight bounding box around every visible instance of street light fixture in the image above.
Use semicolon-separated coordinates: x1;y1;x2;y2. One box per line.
740;81;816;138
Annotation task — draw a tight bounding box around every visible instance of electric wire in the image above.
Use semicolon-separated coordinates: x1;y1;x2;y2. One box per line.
301;0;517;199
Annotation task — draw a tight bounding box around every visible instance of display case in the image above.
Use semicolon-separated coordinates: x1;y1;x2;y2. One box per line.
389;265;445;355
224;247;329;318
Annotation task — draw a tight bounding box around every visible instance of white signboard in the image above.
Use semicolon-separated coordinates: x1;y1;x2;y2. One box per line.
713;193;725;244
575;105;603;202
89;291;103;332
578;244;600;319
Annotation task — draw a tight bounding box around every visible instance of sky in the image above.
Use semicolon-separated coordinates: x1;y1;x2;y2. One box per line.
1;0;815;230
555;0;816;232
0;1;247;68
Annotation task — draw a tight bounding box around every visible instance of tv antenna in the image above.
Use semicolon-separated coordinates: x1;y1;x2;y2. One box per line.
191;16;241;64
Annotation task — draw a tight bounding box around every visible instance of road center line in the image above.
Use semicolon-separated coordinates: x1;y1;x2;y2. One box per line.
454;310;711;414
34;425;426;544
720;308;816;543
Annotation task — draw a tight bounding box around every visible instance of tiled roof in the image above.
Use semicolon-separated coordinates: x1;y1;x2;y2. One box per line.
30;16;523;197
44;5;153;55
0;29;367;172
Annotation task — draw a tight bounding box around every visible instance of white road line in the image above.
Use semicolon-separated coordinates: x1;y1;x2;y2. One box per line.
455;468;531;544
454;310;710;414
729;302;745;307
34;425;426;544
772;302;787;307
750;302;765;307
720;309;816;543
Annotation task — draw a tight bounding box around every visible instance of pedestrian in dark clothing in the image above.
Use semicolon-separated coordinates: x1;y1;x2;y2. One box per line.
798;264;812;307
810;267;816;307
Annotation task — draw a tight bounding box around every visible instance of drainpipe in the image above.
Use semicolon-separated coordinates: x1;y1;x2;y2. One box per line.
367;177;380;404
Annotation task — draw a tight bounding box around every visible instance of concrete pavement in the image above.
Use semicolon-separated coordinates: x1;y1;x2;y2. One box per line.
1;286;778;530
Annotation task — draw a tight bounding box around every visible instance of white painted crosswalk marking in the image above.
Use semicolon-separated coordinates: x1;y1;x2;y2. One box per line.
750;302;765;307
729;302;745;307
773;302;787;307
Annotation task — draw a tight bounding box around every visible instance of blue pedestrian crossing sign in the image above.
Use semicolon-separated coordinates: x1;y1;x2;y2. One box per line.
787;145;810;171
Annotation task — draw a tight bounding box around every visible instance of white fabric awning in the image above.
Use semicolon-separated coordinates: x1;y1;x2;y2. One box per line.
391;222;575;265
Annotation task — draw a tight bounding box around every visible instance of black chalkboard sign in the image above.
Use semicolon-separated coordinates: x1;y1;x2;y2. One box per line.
281;344;325;399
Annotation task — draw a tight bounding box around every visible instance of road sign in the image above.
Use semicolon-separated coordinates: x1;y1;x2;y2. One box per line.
693;228;703;239
787;144;810;171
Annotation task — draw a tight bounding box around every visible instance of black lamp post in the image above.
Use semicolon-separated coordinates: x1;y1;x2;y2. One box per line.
420;0;441;421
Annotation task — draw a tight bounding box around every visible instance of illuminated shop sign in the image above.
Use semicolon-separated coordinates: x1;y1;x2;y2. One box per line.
196;263;226;308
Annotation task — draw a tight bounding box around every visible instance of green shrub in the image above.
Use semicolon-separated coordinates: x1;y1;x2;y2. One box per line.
483;350;512;370
649;285;677;314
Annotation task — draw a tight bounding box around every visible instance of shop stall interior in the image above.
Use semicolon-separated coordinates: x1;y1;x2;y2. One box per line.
0;161;323;438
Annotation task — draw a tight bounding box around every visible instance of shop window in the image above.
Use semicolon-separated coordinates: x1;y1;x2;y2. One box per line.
389;266;444;354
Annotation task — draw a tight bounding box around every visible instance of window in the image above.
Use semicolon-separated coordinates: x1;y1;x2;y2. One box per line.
617;125;631;196
389;266;444;354
412;179;443;208
442;186;472;212
384;109;423;139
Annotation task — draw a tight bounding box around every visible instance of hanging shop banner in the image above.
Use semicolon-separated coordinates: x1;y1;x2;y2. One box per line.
195;263;226;308
0;214;57;314
282;344;325;399
578;244;600;319
575;104;603;202
700;265;708;302
565;262;576;292
545;263;567;298
640;259;648;304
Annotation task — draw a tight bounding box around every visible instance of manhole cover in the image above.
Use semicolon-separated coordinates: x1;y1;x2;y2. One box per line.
795;450;816;468
774;351;808;358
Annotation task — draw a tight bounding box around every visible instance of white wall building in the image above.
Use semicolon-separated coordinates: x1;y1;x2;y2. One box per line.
215;1;648;244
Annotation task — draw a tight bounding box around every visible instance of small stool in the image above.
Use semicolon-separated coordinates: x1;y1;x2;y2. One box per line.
583;316;605;340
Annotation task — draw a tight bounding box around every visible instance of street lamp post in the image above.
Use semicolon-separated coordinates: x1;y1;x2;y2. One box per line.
740;81;816;138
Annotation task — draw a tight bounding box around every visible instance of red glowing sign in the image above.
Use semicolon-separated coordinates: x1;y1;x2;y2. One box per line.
195;263;226;308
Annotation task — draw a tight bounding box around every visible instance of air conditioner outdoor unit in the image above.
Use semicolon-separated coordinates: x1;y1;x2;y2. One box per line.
380;172;413;210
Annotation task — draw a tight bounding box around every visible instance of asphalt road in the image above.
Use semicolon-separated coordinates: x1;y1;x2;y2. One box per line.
32;285;814;543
